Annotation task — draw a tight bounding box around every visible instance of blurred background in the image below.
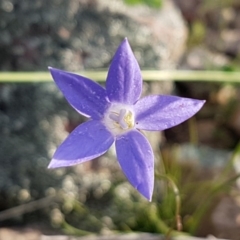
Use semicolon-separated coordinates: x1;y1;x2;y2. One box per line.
1;0;240;239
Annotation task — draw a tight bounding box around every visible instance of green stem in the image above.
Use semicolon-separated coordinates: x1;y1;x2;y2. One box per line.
155;173;182;231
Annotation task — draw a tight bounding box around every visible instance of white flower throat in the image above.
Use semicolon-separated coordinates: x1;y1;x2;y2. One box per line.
103;104;135;136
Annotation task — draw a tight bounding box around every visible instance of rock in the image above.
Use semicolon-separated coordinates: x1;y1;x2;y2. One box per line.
0;0;187;71
172;143;231;169
0;0;188;230
211;196;240;240
220;29;240;57
0;83;78;209
0;228;40;240
0;228;230;240
180;47;230;70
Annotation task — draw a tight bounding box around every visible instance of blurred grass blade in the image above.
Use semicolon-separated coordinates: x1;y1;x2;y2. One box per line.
155;173;182;231
221;141;240;179
231;141;240;187
124;0;162;8
1;70;240;83
188;117;198;145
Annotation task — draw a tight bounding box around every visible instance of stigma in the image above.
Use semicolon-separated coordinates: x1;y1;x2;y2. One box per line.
103;103;135;136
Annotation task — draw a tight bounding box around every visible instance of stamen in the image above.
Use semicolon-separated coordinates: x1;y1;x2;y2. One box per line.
109;113;119;122
118;109;128;129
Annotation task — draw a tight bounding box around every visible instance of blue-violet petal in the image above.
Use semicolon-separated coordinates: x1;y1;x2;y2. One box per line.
106;38;142;105
134;95;205;131
49;67;110;120
115;130;154;201
48;120;114;168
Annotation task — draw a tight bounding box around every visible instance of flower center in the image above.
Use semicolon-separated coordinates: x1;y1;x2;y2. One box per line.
109;109;134;130
103;104;135;136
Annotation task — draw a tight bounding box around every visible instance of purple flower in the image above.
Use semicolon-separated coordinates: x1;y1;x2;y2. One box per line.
48;38;205;201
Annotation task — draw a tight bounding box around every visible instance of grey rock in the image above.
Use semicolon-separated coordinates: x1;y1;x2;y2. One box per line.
180;47;230;70
211;196;240;240
0;0;187;71
0;83;77;206
41;233;228;240
173;143;231;169
0;0;187;231
0;229;230;240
